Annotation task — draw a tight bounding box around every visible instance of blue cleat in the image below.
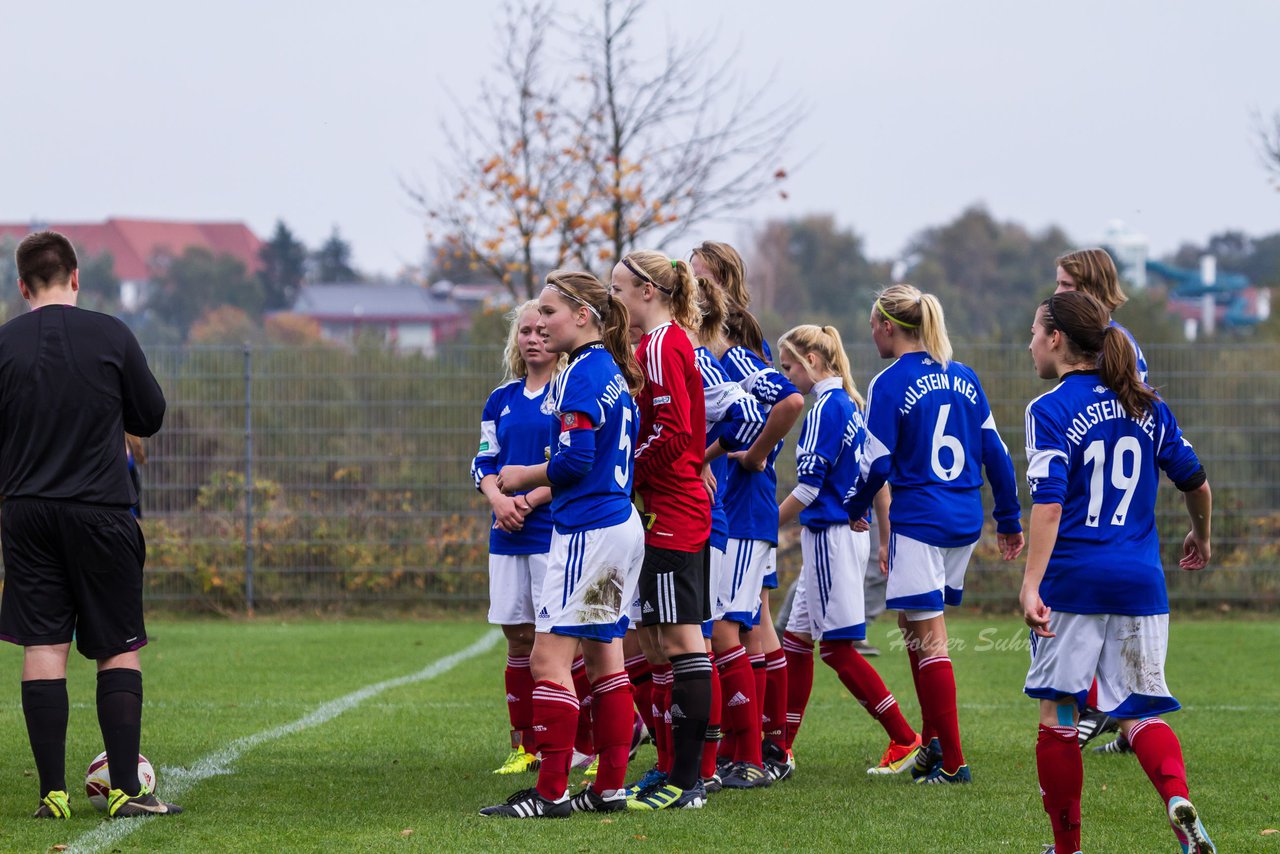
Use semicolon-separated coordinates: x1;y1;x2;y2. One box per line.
916;763;971;785
1167;796;1216;854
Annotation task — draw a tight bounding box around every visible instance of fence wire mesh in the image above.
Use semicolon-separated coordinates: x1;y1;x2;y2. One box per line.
2;340;1276;611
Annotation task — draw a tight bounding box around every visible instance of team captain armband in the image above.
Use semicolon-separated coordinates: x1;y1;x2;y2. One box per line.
1174;466;1207;493
561;412;594;431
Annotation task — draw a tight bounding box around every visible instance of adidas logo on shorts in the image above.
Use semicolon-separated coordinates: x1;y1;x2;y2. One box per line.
727;692;750;707
538;607;550;618
670;703;685;719
642;601;655;614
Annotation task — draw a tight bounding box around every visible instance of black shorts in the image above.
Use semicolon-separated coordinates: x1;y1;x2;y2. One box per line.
638;542;710;627
0;499;148;659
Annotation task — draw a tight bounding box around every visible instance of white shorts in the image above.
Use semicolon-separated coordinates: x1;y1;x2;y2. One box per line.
702;544;728;637
885;532;975;617
1025;612;1179;718
536;508;645;641
487;552;549;625
785;525;868;641
718;538;770;628
762;546;779;589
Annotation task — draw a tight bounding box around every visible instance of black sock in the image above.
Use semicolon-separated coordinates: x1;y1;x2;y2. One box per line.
22;678;69;796
668;652;712;790
97;668;143;796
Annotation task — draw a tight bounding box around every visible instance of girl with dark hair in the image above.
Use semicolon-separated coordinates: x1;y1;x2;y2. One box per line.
1022;290;1215;854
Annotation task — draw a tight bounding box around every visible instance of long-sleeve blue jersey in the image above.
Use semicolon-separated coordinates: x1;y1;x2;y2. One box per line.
844;351;1021;547
721;345;800;545
470;378;557;555
696;346;767;550
1025;371;1202;616
795;377;865;531
544;343;638;535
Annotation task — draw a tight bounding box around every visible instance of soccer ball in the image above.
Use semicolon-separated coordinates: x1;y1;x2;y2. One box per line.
85;752;156;811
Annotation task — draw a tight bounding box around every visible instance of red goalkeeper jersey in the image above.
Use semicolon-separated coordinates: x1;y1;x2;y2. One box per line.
634;322;711;551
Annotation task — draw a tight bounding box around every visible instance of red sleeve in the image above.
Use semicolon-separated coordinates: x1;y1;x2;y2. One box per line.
634;332;694;489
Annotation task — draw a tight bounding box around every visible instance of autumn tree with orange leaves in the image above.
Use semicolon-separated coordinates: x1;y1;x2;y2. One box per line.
411;0;801;300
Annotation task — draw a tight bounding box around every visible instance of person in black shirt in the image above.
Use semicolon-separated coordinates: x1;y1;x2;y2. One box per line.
0;231;179;819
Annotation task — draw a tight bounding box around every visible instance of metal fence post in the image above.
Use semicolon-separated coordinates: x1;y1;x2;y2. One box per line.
244;344;255;615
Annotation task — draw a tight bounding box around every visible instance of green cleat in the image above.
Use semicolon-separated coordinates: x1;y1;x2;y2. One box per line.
33;790;71;819
108;787;183;818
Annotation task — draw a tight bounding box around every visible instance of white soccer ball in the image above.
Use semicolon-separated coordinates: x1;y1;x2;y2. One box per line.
85;752;156;811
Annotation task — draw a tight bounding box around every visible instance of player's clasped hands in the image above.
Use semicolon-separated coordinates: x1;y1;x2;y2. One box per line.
997;532;1025;561
489;492;528;533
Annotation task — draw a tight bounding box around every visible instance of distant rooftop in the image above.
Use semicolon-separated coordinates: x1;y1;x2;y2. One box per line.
0;217;262;281
291;283;464;321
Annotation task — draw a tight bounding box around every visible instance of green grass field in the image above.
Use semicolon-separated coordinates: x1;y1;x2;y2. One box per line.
1;616;1277;853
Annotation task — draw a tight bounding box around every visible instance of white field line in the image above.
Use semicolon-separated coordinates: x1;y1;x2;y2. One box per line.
67;629;501;854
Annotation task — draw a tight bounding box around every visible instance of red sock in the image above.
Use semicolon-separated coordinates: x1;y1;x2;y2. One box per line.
1037;724;1083;854
571;657;594;756
701;658;722;779
652;665;673;773
917;656;964;771
906;644;935;742
1128;718;1190;804
626;654;656;741
590;672;634;795
819;639;916;745
1086;678;1099;710
718;646;762;766
504;654;535;750
763;647;787;743
532;681;579;800
782;632;814;750
750;652;767;732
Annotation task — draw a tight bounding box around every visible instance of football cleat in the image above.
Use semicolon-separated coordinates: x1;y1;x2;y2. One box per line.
701;773;722;794
1167;795;1216;854
493;745;540;775
714;755;734;776
569;786;627;813
480;787;571;818
916;764;971;785
868;734;923;776
626;780;706;811
33;790;71;819
763;758;793;782
1040;846;1082;854
720;762;772;789
108;788;183;818
1076;709;1119;748
1092;734;1133;755
910;737;943;780
624;766;668;798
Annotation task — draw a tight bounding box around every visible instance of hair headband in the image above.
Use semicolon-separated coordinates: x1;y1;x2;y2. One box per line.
875;298;919;329
623;256;673;295
543;283;602;321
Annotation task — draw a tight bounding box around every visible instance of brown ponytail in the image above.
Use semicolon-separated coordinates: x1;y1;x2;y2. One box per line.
1042;291;1157;419
620;250;701;332
694;275;728;357
724;300;767;360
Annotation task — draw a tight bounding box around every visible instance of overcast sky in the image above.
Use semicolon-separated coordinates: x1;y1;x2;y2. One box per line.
3;0;1276;277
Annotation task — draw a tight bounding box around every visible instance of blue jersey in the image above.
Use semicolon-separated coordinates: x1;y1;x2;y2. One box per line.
696;347;767;550
471;378;558;555
545;343;638;535
844;352;1021;548
796;378;866;531
1112;320;1148;383
1025;371;1201;616
721;345;800;544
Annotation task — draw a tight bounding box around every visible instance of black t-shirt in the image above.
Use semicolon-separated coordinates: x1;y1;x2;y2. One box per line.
0;305;165;506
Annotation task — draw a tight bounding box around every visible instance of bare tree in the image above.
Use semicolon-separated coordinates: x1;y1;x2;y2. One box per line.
1259;108;1280;189
410;0;802;296
407;2;593;300
573;0;802;265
